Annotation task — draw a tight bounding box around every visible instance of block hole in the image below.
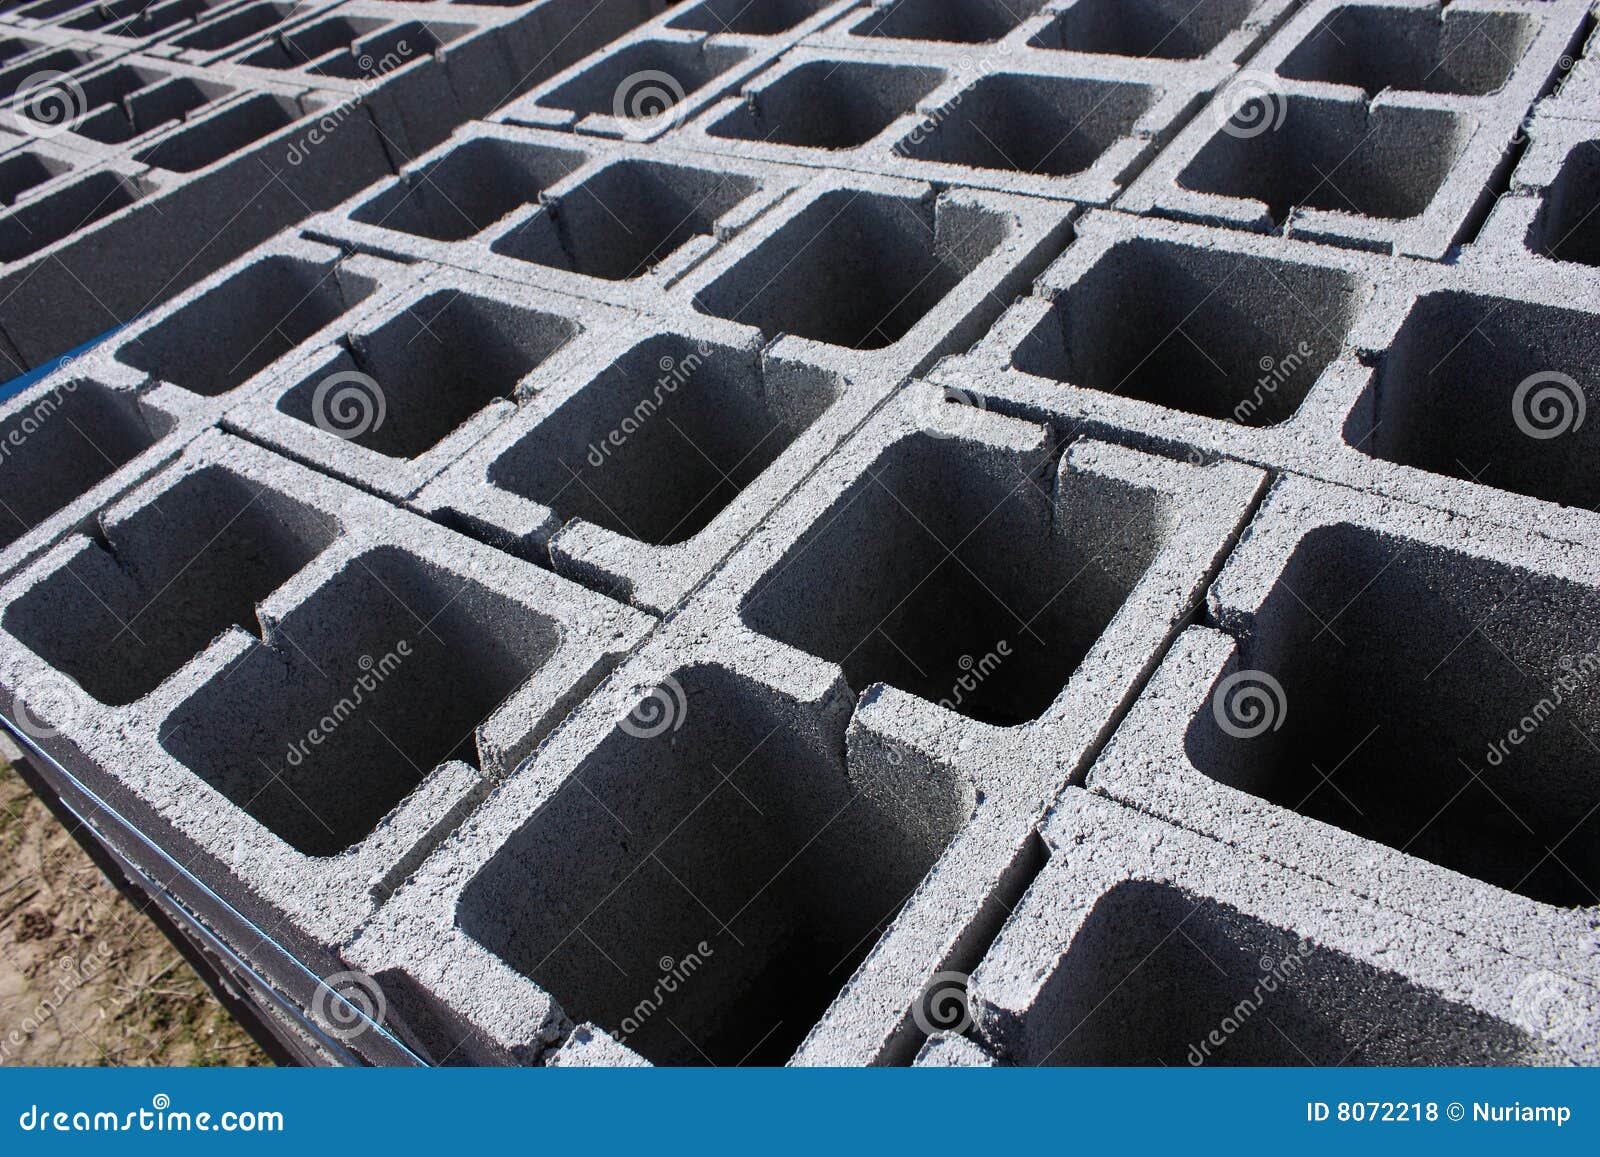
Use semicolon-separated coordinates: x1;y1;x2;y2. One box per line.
159;546;559;856
851;0;1050;44
352;137;586;243
64;0;218;37
1187;524;1600;907
0;380;173;550
693;190;1009;349
120;255;376;396
0;171;148;263
897;73;1154;177
308;24;450;80
457;663;974;1065
708;59;943;150
1007;880;1557;1063
132;93;298;173
1350;292;1600;509
277;291;577;460
487;334;839;545
0;50;93;102
1528;142;1600;267
1179;95;1471;224
1031;0;1253;59
668;0;829;35
3;466;340;706
1012;237;1364;426
541;40;750;118
0;151;70;207
73;77;225;145
491;160;758;281
741;433;1171;725
237;16;380;69
1278;6;1534;97
171;2;296;52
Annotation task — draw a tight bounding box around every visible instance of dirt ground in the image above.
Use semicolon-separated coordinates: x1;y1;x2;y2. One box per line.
0;751;268;1066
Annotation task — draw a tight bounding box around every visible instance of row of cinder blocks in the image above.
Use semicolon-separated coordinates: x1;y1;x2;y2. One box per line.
2;0;1600;1068
0;0;668;376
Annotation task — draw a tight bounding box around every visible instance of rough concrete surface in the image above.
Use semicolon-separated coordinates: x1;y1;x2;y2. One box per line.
1;0;1598;1068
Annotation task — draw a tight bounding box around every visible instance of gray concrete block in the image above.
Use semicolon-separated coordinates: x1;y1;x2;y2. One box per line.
929;206;1600;552
1084;472;1600;987
0;428;654;958
667;39;1233;204
224;261;642;505
967;789;1598;1065
1117;0;1592;258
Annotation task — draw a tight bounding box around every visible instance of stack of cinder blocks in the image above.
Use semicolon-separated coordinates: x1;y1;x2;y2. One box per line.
1;0;1598;1067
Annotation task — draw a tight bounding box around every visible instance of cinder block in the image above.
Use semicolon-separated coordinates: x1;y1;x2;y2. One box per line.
1118;0;1591;258
1083;473;1600;984
0;429;654;961
1474;110;1600;269
224;262;641;505
666;41;1230;204
346;384;1265;1066
967;790;1598;1065
929;206;1600;552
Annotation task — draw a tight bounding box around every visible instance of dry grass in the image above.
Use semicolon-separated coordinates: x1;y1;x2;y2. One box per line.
0;753;269;1066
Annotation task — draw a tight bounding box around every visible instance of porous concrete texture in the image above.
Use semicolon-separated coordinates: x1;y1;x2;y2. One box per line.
0;428;653;963
4;0;1600;1070
1118;0;1593;257
968;789;1598;1064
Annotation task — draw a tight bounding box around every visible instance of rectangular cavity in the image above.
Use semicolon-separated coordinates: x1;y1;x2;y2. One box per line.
171;3;296;52
159;546;560;856
119;256;377;396
540;40;750;118
276;291;577;460
1350;292;1600;508
708;59;943;150
308;24;451;81
72;78;224;145
132;94;298;173
1007;880;1555;1064
1188;523;1600;907
63;0;217;36
693;190;1008;349
1030;0;1253;59
1011;237;1365;426
486;334;839;545
0;381;172;551
1278;5;1534;97
0;172;146;264
668;0;829;34
741;434;1171;725
237;16;380;69
456;664;973;1065
490;160;758;281
3;467;340;705
1179;94;1472;224
850;0;1050;44
897;73;1154;177
0;151;69;207
0;50;93;102
351;137;587;243
1529;143;1600;267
